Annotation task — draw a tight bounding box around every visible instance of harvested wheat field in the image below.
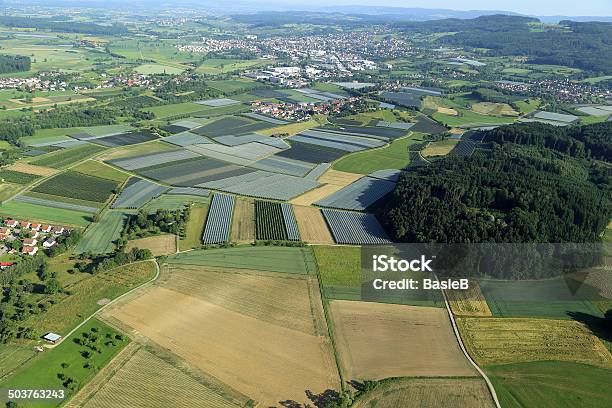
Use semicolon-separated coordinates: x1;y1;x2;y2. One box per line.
126;234;176;256
291;169;362;206
458;317;612;367
330;300;475;380
437;107;458;115
446;284;492;316
293;206;334;244
230;198;255;243
105;266;339;406
353;378;494;408
71;345;242;408
165;265;327;335
6;162;59;176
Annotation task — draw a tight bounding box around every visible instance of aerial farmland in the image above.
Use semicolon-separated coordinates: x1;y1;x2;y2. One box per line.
0;2;610;408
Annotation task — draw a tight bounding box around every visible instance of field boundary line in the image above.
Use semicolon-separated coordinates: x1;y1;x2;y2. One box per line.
45;259;160;349
440;288;501;408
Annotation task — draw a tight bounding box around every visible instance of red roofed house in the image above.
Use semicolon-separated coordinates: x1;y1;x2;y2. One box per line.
5;220;18;228
30;223;41;231
52;227;65;234
22;238;37;247
0;227;10;237
22;246;38;255
40;225;52;233
0;262;14;269
20;221;31;229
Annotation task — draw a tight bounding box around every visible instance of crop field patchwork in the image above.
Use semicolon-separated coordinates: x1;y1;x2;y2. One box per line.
330;300;475;379
32;170;119;203
112;179;168;209
75;211;127;254
293;206;334;244
352;378;494;408
277;140;348;164
5;162;58;177
322;209;391;245
315;176;396;210
14;194;100;213
109;149;201;171
139;156;252;187
105;264;339;406
0;169;40;184
255;200;287;241
457;317;612;367
94;131;158;147
291;169;362;206
202;194;235;244
230;197;255;243
29;144;106;169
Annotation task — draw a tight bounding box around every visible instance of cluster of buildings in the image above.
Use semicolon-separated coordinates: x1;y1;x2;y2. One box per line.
0;72;68;92
177;37;263;56
0;219;67;256
251;96;361;121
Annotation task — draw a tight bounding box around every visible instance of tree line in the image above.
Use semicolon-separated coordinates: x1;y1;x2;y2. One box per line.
0;55;30;74
378;123;611;244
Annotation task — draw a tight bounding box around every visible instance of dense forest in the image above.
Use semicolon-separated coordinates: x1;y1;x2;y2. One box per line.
0;55;30;74
484;122;612;162
0;17;128;35
399;16;612;74
379;123;611;243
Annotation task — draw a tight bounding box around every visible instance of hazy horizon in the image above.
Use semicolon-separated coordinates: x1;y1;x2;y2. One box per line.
5;0;612;17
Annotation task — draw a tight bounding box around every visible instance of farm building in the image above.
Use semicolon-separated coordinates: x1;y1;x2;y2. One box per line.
42;332;62;344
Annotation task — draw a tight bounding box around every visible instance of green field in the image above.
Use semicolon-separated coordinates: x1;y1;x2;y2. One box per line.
0;183;22;202
75;211;127;254
30;144;106;169
433;109;516;127
32;171;119;203
515;99;541;114
488;361;612;408
24;191;105;210
82;124;133;137
134;63;185;75
332;133;424;174
178;204;208;251
145;102;205;119
0;169;40;184
0;201;91;226
314;245;361;287
167;246;316;275
0;319;129;407
71;160;129;182
479;278;604;319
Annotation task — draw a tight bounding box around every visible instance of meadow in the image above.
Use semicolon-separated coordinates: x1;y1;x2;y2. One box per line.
167;247;317;275
332;133;425;174
0;200;91;226
30;144;106;169
75;211;127;254
0;319;129;407
178;204;208;250
488;361;612;408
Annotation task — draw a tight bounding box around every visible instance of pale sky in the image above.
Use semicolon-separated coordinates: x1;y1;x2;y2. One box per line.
307;0;612;16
